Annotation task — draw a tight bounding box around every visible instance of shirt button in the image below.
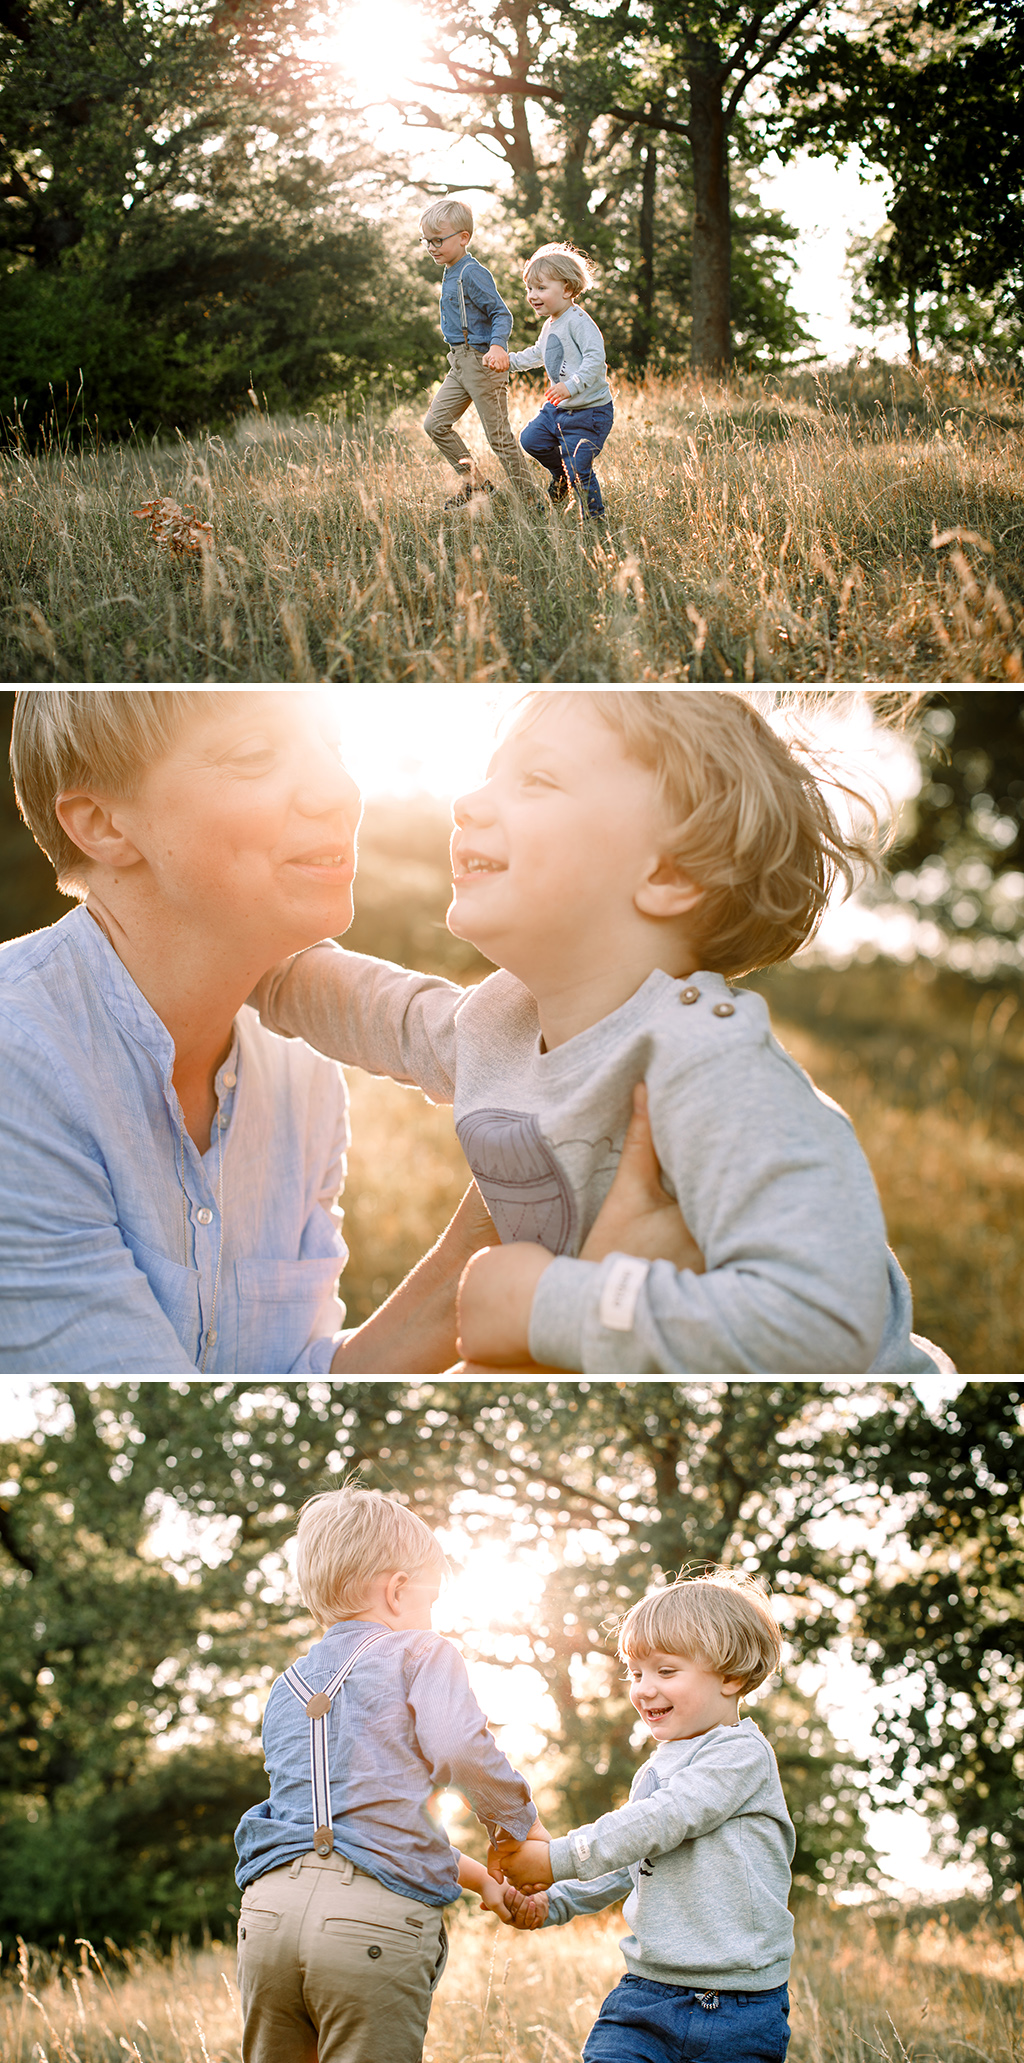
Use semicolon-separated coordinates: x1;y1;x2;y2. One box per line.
680;987;700;1005
197;1207;213;1225
222;1071;237;1088
712;1002;735;1018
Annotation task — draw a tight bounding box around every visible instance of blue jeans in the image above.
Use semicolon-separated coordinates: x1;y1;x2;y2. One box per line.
582;1977;791;2063
519;400;614;515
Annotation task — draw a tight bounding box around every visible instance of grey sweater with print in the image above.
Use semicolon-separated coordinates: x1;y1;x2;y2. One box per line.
254;945;948;1376
542;1718;795;1993
508;305;612;409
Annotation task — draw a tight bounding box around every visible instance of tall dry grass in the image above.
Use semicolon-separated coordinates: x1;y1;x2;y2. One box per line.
5;1908;1023;2063
3;366;1022;682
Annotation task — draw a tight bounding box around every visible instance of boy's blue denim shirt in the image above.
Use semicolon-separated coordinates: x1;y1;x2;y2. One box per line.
439;253;513;351
234;1620;537;1905
0;905;349;1374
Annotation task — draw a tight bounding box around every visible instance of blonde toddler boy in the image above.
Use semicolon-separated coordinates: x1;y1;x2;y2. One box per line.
496;1572;796;2063
234;1487;543;2063
509;243;614;518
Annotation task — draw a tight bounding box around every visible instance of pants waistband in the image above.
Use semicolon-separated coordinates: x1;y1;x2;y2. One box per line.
262;1851;369;1881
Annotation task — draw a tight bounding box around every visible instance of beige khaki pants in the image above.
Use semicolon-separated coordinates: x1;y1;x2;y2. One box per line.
237;1853;448;2063
423;345;536;493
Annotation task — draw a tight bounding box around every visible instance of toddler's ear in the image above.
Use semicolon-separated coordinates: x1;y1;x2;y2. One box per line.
634;856;703;920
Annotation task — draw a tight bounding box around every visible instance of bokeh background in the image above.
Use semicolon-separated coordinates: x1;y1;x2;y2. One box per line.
0;1376;1022;2063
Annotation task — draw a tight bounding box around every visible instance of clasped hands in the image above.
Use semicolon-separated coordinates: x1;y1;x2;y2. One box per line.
486;1820;554;1930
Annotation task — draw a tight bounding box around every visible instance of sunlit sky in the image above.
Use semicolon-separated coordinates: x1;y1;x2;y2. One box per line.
315;1;898;362
0;1373;988;1900
331;686;925;965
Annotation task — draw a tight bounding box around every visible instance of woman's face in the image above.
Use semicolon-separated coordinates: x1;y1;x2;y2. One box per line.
114;692;362;960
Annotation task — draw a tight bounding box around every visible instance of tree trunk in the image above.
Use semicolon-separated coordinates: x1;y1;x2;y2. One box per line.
688;53;731;371
630;122;658;374
906;283;920;364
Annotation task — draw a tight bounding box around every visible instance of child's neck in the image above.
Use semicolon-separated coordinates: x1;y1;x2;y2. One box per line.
526;939;699;1051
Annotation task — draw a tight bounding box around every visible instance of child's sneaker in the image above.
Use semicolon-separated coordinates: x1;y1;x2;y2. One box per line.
547;479;571;503
444;480;500;510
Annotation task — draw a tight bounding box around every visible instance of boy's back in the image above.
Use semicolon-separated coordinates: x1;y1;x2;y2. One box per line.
235;1618;531;1903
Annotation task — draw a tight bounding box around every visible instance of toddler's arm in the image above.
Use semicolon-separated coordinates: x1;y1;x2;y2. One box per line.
507;338;546;373
525;1035;913;1376
251;942;462;1102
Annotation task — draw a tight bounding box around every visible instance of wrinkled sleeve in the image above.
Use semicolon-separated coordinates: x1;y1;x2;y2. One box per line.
406;1637;537;1840
529;1045;896;1375
284;1081;351;1373
467;262;513;345
562;311;606;396
543;1866;633;1925
0;1018;196;1374
253;943;461;1103
547;1738;771;1881
508;338;545;373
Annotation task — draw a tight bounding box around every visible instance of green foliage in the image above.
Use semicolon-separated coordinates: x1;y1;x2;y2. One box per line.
844;1383;1024;1898
0;0;437;441
2;214;438;443
412;0;818;369
882;691;1024;959
0;1745;265;1949
777;1;1024;364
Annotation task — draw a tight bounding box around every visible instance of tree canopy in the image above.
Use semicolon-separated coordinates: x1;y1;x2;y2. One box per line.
0;1;438;438
776;0;1024;363
2;1379;1020;1947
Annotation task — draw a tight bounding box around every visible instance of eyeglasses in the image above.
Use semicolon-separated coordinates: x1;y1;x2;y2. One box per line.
421;235;456;249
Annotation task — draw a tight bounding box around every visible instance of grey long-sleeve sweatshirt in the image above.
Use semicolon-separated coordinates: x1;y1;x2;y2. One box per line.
542;1718;795;1993
253;945;951;1376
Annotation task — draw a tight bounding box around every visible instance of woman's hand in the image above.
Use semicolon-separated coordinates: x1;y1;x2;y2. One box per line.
581;1084;704;1274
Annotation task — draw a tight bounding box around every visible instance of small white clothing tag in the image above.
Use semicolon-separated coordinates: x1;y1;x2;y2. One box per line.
598;1255;651;1332
572;1834;592;1861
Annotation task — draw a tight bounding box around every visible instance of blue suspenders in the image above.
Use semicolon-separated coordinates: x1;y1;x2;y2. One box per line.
283;1630;387;1858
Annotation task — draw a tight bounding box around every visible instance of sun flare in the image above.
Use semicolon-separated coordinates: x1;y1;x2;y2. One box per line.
435;1539;550;1640
315;0;430;104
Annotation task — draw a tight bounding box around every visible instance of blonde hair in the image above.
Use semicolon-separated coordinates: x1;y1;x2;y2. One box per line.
516;690;880;977
10;689;238;892
420;197;473;238
523;243;596;297
295;1486;449;1628
617;1570;782;1696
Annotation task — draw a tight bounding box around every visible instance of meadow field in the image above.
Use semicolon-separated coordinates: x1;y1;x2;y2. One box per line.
6;1905;1024;2063
3;365;1023;683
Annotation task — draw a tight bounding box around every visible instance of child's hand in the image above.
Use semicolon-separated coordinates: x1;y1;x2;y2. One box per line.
504;1883;548;1929
545;381;571;404
474;1870;518;1924
483;345;510;370
457;1243;554;1369
497;1838;555;1891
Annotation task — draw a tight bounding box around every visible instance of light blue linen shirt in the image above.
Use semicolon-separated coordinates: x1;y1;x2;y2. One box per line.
438;253;513;350
0;906;349;1374
234;1620;538;1904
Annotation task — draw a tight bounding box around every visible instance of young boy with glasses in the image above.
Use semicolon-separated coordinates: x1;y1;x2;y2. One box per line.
419;198;537;509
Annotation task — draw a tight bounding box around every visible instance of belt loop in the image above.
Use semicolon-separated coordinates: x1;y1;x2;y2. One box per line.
290;1858;303;1877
